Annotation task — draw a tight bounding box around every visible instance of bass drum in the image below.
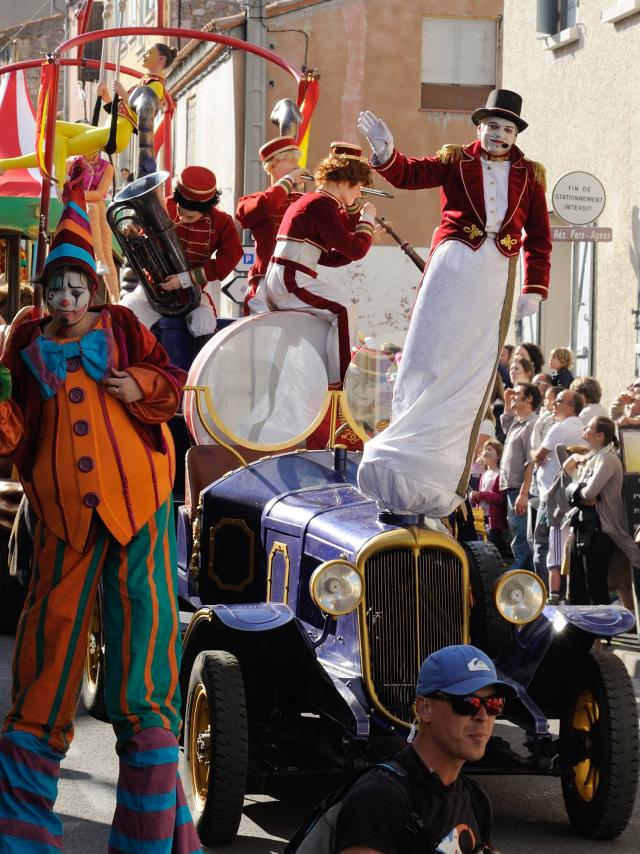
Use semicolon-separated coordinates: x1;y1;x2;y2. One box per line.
184;311;332;451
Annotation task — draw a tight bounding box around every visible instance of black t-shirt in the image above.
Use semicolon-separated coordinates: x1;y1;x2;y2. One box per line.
334;746;493;854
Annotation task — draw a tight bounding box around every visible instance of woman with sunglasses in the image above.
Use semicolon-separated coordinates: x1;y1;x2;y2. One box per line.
335;645;514;854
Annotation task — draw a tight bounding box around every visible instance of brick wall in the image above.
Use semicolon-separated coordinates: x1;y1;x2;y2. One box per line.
0;14;65;113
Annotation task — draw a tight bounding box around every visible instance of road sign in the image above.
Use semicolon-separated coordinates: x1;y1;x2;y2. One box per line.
222;274;248;305
551;226;612;242
551;171;606;226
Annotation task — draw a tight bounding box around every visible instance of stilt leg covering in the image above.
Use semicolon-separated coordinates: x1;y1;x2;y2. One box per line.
0;730;64;851
109;728;201;854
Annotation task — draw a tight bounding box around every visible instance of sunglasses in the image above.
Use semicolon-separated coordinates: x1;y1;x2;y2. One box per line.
430;692;505;717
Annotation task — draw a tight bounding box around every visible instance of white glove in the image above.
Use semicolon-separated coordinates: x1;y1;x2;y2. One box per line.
515;293;542;320
178;271;194;289
357;111;394;165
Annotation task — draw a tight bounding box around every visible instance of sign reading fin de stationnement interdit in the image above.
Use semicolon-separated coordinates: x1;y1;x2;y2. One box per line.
551;171;606;225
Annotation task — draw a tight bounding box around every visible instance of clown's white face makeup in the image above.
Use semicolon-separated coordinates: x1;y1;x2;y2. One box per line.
45;270;91;330
477;118;517;156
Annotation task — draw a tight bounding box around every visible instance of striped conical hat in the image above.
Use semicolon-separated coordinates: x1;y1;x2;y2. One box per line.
41;160;97;287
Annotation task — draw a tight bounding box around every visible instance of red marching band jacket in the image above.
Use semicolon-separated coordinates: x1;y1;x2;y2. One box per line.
165;196;243;288
374;139;551;297
236;177;302;286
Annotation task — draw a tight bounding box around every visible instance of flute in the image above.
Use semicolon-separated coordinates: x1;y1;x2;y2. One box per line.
299;174;394;198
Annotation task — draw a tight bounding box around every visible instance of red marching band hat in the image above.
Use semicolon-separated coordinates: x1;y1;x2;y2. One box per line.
259;136;300;164
174;165;217;204
330;141;364;160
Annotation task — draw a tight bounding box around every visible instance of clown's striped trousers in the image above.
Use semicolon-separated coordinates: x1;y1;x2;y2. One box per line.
0;499;201;852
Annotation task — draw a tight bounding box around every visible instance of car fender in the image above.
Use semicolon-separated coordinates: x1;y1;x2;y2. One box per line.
179;604;368;735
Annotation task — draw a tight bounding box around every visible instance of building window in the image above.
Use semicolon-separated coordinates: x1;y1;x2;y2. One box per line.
420;17;497;112
537;0;578;35
571;241;594;377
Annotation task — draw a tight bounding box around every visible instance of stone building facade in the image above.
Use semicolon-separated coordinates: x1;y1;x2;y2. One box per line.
502;0;640;401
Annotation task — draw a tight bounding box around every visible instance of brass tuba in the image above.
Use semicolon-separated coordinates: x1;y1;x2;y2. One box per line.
107;171;200;317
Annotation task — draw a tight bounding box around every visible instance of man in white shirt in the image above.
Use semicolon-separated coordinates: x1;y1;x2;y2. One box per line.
532;389;585;601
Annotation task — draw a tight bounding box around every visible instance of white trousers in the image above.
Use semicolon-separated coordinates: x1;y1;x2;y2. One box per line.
264;263;356;385
358;238;516;518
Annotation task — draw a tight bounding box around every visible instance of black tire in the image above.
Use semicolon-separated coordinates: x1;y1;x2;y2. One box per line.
560;644;639;839
184;650;248;846
81;589;109;723
463;540;513;657
0;536;25;635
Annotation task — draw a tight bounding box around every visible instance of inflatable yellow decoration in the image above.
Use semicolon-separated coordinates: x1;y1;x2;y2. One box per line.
0;44;175;185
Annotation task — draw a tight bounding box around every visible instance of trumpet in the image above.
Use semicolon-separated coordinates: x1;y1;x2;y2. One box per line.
298;174;394;198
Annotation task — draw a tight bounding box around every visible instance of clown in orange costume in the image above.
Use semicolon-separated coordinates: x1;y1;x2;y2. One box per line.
0;161;202;853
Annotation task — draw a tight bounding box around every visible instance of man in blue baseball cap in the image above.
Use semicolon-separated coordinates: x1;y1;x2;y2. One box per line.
336;645;515;854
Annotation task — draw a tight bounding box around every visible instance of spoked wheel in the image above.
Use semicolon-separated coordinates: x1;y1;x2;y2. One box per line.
184;650;248;846
560;644;639;839
81;588;108;722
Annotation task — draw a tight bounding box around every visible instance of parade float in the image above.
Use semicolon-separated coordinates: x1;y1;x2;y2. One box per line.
0;19;638;849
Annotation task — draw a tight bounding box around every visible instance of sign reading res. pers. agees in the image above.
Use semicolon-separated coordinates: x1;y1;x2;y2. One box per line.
551;171;606;226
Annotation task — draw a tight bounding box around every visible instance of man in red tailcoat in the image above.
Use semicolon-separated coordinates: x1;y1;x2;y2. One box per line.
236;136;305;315
356;89;552;520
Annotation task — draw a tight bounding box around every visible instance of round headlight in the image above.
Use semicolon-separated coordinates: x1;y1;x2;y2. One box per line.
309;560;364;616
494;570;547;624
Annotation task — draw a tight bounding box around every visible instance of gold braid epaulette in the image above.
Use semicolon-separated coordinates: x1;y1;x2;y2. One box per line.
436;144;464;164
526;159;547;190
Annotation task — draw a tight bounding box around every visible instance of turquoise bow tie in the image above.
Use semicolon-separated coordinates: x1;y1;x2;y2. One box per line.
21;329;112;399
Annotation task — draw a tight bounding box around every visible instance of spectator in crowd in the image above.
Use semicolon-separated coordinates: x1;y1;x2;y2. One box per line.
528;384;561;556
120;167;134;185
563;417;640;605
499;382;541;569
549;346;575;388
492;373;506;442
509;355;534;387
471;439;508;556
498;343;514;389
335;645;514;854
531;372;552;394
571;376;608;424
532;389;584;602
610;378;640;425
469;405;496;490
515;342;544;376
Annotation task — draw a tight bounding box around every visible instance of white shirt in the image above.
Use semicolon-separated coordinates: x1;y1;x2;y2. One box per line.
579;402;608;424
480;157;510;234
536;415;585;498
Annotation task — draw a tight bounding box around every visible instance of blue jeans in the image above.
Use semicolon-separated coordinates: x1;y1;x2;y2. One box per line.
507;488;534;570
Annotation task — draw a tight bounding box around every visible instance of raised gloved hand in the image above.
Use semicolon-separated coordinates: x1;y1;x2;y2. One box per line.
0;364;12;402
357;111;394;165
515;293;542;320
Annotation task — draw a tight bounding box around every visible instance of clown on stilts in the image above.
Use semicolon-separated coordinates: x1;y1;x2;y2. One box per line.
356;90;552;519
0;160;202;853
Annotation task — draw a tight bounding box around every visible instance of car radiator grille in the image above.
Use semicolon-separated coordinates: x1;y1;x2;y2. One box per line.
362;546;466;725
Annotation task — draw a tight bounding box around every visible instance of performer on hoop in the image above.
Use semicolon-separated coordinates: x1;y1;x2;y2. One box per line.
264;142;376;387
356;90;551;519
121;165;243;370
72;150;120;302
0;43;175;184
0;165;201;852
236;135;305;316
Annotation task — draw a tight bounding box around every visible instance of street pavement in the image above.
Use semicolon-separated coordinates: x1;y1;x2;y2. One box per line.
0;633;639;852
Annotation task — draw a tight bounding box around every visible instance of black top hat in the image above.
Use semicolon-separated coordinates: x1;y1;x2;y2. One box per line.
471;89;528;132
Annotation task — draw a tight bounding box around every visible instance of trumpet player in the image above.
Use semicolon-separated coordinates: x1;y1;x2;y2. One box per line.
236;136;305;316
264;143;376;387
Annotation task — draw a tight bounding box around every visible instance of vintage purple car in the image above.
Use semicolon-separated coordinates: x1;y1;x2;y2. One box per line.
171;313;639;848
